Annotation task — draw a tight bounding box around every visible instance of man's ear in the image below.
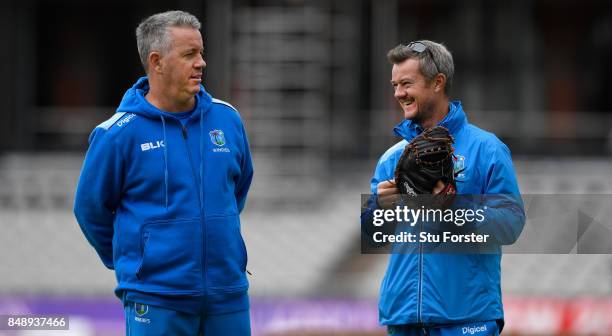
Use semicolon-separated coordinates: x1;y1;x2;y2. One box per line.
148;52;163;74
433;73;447;94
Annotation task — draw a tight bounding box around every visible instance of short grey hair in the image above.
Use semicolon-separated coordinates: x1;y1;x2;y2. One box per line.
136;10;202;72
387;40;454;95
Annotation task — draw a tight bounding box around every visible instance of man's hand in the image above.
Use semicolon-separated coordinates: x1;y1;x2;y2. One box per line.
376;179;401;209
432;180;446;195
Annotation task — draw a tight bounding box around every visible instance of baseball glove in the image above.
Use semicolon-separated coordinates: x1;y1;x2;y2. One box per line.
394;126;456;196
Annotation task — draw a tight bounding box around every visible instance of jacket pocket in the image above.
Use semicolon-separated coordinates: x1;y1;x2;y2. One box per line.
135;217;202;293
206;215;248;291
135;232;149;279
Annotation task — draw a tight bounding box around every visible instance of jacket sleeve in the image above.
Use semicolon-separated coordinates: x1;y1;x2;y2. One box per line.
361;155;398;244
453;142;526;245
73;128;123;269
235;123;254;213
361;159;384;233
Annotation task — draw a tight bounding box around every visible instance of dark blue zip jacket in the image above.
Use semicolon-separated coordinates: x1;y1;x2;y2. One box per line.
365;101;525;326
74;77;253;305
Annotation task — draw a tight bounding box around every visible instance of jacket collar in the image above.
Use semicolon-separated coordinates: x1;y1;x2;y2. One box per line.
116;76;213;121
393;100;467;140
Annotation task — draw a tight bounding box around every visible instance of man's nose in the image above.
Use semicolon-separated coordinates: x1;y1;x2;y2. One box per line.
394;87;405;99
195;55;206;69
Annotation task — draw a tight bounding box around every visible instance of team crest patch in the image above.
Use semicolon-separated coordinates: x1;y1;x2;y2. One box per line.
209;130;226;147
135;303;148;316
453;154;466;178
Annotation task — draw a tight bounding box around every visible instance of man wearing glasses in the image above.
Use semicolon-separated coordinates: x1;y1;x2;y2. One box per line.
366;40;525;335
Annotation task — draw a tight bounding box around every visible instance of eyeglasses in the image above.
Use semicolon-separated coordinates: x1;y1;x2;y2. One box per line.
406;41;439;75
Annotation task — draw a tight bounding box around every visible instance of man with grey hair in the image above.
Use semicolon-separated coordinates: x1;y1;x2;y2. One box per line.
74;10;253;335
363;40;524;334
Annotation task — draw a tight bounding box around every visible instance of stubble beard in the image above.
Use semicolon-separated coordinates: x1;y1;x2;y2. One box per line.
409;99;436;129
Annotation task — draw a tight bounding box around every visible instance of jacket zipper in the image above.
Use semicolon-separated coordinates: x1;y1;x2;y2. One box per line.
418;219;424;324
412;128;425;325
180;123;206;295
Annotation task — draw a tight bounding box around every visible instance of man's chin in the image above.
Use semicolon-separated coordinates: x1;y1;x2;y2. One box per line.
188;85;201;95
403;108;418;120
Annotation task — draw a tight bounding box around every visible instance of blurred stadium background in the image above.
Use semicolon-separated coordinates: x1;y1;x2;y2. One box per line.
1;0;612;335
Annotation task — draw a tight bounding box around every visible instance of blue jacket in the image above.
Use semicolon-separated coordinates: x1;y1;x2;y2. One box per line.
367;101;525;326
74;77;253;305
